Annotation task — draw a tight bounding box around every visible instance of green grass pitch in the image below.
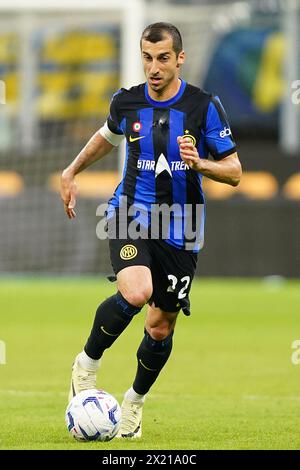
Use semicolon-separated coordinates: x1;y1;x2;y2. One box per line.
0;277;299;450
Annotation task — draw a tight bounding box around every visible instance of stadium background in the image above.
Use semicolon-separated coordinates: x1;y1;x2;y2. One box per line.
0;0;299;278
0;0;300;451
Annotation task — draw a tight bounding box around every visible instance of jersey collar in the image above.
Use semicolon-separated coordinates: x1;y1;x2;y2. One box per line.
144;79;186;107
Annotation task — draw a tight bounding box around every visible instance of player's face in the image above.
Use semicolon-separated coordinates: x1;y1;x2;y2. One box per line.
141;36;185;95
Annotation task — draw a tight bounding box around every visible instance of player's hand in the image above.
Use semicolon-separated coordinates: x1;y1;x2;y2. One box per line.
177;136;203;172
60;171;77;219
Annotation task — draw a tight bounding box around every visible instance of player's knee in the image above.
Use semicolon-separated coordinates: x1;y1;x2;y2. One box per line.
147;324;174;341
121;286;152;308
146;311;177;341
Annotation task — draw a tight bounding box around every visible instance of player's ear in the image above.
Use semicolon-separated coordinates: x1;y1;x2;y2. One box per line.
177;50;185;67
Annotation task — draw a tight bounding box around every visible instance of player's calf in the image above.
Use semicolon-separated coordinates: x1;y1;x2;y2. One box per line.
84;291;142;360
117;329;174;438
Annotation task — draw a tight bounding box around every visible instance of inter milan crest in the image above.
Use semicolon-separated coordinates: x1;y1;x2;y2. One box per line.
120;244;138;260
181;129;196;146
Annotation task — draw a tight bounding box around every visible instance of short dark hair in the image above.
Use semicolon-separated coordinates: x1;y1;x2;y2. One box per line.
140;22;183;57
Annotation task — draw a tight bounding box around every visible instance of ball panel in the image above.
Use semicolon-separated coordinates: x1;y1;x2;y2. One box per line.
65;389;121;442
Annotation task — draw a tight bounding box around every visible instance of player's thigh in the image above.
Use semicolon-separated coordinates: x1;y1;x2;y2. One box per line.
108;223;153;305
109;232;151;273
145;303;178;340
117;265;153;305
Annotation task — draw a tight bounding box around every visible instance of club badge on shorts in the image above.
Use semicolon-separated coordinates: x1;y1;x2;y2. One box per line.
120;244;138;260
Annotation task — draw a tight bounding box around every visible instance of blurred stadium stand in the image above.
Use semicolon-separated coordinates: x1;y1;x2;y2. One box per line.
203;171;279;200
0;0;299;277
283;173;300;200
0;171;24;197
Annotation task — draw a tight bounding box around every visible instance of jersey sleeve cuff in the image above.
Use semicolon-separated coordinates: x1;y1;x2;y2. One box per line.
99;121;124;146
212;146;237;161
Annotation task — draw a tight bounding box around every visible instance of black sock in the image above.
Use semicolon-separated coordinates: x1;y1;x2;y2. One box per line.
133;329;174;395
84;292;142;360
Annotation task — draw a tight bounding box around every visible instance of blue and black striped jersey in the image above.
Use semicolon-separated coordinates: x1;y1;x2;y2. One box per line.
106;79;236;252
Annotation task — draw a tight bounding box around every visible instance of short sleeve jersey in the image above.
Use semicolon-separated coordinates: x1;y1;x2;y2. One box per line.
106;79;236;252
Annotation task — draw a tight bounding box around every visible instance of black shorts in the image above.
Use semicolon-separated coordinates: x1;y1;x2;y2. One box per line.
108;235;198;316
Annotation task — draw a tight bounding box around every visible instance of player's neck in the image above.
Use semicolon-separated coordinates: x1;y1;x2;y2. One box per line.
147;78;181;102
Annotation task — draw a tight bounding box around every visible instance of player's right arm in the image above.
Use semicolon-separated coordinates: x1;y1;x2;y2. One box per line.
61;90;124;219
61;122;124;219
61;131;114;219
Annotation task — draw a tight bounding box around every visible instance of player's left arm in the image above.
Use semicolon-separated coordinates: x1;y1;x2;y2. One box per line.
178;95;242;186
177;140;242;186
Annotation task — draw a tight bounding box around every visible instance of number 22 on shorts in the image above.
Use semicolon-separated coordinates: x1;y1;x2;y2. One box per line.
167;275;191;299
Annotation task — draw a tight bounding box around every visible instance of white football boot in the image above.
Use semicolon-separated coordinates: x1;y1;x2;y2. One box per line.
116;395;145;438
68;354;99;403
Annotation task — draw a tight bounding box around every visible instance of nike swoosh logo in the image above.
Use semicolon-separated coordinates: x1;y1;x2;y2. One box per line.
129;135;146;143
139;359;157;371
100;326;119;337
